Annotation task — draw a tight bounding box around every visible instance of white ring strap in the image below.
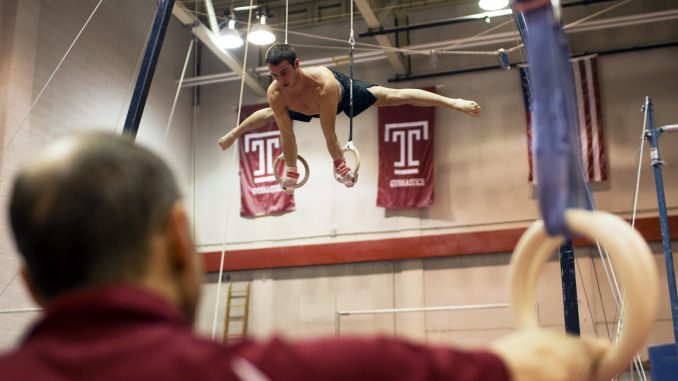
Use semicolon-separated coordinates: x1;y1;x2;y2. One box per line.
333;141;361;180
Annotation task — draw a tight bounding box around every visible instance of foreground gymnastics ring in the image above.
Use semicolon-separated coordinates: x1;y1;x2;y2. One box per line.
333;141;361;183
510;209;659;381
273;154;310;189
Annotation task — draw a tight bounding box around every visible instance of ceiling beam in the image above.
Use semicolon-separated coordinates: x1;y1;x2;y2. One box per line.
353;0;407;75
378;0;400;24
172;1;267;96
203;0;221;34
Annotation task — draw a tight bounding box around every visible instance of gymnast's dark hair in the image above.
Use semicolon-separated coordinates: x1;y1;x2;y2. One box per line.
9;133;182;300
265;43;297;66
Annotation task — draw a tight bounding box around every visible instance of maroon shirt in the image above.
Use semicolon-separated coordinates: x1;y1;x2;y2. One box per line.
0;285;510;381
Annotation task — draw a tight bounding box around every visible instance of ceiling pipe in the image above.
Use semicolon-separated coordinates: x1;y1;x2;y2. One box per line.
360;9;513;37
359;0;618;37
180;7;678;88
389;40;678;82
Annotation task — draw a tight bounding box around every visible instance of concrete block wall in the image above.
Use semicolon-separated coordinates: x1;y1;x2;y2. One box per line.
0;0;45;350
195;46;678;253
199;240;677;361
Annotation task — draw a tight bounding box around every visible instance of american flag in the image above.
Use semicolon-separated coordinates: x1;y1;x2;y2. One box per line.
521;55;607;184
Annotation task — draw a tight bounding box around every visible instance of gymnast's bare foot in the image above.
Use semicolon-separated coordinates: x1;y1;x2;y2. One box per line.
218;131;236;150
451;99;481;117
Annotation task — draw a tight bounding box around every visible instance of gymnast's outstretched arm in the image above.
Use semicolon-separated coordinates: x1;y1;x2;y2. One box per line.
218;107;275;150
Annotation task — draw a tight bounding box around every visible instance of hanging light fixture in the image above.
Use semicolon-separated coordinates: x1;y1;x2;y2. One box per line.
478;0;509;11
248;13;276;46
216;17;243;49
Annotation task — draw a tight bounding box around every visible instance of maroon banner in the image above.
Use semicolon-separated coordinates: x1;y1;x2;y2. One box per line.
377;96;435;209
239;104;295;217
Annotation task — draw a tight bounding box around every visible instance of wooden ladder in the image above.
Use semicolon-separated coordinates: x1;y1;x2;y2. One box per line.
223;282;250;343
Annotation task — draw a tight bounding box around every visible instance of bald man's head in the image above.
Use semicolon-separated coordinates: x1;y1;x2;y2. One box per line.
9;133;182;301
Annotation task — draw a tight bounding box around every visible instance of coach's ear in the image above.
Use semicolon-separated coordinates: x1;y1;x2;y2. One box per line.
294;57;301;69
165;202;196;271
20;266;46;307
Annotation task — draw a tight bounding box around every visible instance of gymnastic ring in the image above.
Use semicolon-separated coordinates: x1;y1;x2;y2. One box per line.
273;153;310;189
509;209;659;381
333;141;361;181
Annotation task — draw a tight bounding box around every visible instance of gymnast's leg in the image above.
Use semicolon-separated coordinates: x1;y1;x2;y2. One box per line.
368;86;481;117
218;107;276;150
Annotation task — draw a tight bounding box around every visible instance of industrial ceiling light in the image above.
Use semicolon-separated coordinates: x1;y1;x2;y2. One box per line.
478;0;509;11
247;14;276;46
216;19;243;49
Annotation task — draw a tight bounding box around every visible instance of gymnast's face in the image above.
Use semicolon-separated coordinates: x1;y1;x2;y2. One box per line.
268;58;300;88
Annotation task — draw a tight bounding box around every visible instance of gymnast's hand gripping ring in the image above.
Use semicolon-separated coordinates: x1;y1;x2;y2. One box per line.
509;209;659;381
273;154;310;190
333;141;361;182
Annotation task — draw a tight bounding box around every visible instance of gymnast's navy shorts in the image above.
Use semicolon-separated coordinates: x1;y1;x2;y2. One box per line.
287;71;377;122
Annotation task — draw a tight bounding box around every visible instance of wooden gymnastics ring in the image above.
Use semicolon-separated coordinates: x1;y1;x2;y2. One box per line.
273;153;310;189
510;209;659;381
333;141;361;182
